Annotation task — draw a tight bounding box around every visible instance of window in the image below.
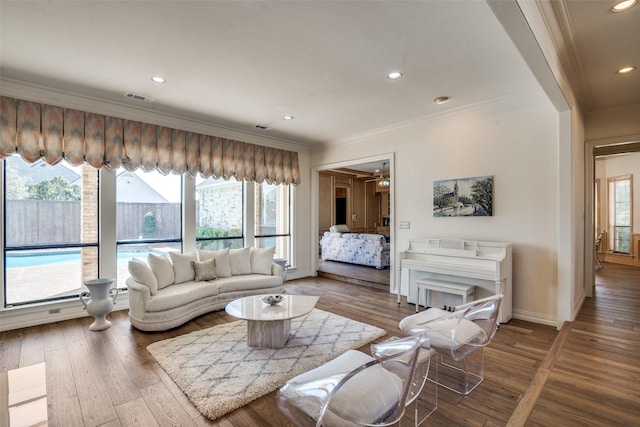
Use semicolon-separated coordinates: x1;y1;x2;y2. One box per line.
116;169;182;288
254;182;291;262
195;176;243;250
3;155;99;306
608;175;632;254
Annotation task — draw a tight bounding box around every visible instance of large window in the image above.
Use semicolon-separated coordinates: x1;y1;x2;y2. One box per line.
116;169;182;288
3;155;99;306
195;176;243;250
255;182;291;261
608;175;632;254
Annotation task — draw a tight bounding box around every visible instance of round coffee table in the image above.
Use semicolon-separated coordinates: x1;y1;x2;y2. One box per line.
225;294;319;348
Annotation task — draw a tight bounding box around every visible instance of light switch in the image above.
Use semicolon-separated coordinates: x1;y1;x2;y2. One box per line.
399;221;410;229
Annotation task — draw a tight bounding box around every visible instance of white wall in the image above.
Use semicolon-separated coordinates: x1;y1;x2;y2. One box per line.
313;94;561;325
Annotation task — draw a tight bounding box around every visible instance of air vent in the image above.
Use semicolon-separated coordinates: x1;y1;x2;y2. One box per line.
124;92;153;102
255;125;269;130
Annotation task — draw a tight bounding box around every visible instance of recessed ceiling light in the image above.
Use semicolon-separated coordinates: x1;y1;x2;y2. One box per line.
283;115;294;120
611;0;637;12
151;76;166;84
387;71;403;80
616;66;637;74
433;96;450;105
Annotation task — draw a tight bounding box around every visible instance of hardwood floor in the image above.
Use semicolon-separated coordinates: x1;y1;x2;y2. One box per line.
1;263;638;426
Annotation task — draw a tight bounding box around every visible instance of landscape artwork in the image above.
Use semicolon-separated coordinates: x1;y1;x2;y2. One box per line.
433;175;493;217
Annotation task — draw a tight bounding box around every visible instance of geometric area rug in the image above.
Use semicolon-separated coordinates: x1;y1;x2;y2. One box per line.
146;308;386;421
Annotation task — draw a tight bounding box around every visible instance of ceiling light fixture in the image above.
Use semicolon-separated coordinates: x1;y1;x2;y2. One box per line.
388;71;403;80
616;66;637;74
151;76;166;84
433;96;450;105
611;0;637;12
283;115;294;120
377;162;390;188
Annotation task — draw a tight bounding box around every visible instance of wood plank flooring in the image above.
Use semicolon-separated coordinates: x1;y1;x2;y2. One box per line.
0;262;638;426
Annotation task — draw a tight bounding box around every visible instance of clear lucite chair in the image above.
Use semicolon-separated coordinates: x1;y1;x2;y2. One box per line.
399;294;503;396
277;334;429;427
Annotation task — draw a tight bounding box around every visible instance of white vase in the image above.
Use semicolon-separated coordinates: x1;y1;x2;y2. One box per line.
80;278;118;331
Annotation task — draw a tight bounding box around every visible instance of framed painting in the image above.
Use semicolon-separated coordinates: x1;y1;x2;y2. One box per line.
433;175;493;217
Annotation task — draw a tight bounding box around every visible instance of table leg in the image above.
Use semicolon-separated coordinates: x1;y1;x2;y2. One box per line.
247;319;291;348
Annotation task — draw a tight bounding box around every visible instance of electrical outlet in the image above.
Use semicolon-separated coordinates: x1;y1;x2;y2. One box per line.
49;308;61;314
399;221;410;229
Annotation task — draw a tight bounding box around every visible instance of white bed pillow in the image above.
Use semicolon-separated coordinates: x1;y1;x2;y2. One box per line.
128;258;159;295
169;252;196;284
250;246;275;275
198;248;231;278
229;247;252;275
147;253;175;289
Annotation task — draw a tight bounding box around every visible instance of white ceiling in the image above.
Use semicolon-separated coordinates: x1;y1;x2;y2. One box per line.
0;1;637;149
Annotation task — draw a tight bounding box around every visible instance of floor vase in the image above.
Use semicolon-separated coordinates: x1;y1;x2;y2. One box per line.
80;278;118;331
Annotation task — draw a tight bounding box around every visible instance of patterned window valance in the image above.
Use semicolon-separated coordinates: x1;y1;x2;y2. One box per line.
0;96;300;185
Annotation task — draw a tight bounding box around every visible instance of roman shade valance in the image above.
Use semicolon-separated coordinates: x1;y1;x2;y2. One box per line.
0;96;300;185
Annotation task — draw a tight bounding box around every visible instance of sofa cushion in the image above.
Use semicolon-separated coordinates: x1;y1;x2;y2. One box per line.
250;246;275;275
198;248;232;278
148;253;175;289
216;274;282;293
128;258;158;296
192;258;217;281
169;252;196;284
146;281;220;312
229;247;252;275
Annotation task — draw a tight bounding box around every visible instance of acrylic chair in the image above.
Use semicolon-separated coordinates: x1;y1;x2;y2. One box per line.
399;294;503;395
277;334;429;427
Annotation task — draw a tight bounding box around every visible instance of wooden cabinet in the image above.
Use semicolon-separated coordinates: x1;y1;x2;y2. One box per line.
318;172;390;236
365;180;380;232
319;173;334;232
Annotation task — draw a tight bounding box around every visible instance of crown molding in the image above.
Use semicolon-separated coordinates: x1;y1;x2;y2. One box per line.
543;0;592;111
322;87;548;149
0;78;312;153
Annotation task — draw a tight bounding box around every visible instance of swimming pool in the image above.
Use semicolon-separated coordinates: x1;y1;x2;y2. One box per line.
5;250;147;268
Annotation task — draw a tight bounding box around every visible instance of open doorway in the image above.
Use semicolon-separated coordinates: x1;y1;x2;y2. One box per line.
314;155;394;291
586;140;640;297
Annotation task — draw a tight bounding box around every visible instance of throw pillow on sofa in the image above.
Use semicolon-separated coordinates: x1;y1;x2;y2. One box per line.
198;248;232;278
169;252;197;284
148;253;175;289
250;246;275;275
128;258;159;295
229;247;252;275
192;258;217;281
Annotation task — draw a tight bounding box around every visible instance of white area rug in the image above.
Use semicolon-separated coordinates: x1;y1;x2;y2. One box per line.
147;308;386;420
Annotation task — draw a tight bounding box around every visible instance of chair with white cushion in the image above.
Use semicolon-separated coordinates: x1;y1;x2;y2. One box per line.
399;294;503;395
277;334;429;426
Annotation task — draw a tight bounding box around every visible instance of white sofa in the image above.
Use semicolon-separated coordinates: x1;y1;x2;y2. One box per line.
126;247;284;331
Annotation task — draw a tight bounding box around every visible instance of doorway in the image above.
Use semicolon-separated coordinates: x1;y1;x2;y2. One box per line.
313;154;395;291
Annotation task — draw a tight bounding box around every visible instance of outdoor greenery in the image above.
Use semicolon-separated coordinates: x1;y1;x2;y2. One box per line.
27;177;81;201
141;211;158;238
196;227;242;239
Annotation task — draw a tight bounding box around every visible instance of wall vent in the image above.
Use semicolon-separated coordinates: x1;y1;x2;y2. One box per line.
124;92;153;102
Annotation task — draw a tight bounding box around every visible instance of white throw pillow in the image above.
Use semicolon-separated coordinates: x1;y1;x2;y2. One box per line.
198;248;231;278
148;253;175;289
250;246;275;275
192;258;217;281
229;247;252;275
128;258;159;296
169;252;196;284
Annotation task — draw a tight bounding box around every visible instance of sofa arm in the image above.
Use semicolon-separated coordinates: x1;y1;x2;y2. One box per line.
126;278;151;320
271;262;284;277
